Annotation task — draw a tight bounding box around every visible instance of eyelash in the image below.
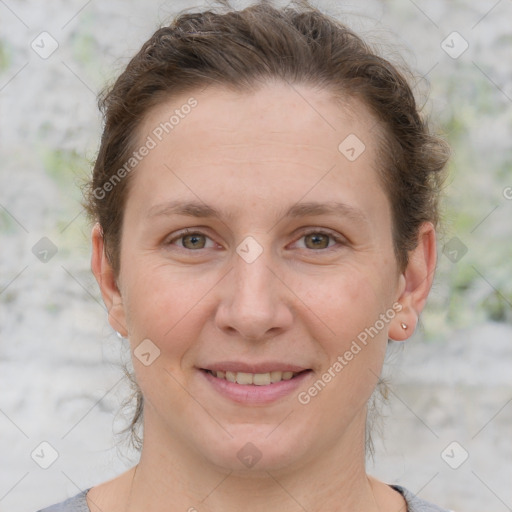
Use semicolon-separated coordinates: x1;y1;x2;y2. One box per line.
166;228;346;252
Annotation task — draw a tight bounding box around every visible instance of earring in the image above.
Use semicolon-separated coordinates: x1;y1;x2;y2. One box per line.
400;322;408;330
108;312;126;339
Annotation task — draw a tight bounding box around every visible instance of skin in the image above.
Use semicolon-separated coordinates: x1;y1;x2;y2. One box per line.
89;82;436;512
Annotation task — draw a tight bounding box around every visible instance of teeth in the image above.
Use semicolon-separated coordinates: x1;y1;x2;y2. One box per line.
270;371;282;383
236;372;253;385
253;373;271;386
211;370;300;385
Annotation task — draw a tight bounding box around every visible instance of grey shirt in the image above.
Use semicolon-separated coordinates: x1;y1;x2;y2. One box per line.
37;485;451;511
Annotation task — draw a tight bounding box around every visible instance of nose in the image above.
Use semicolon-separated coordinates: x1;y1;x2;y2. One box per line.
214;242;294;342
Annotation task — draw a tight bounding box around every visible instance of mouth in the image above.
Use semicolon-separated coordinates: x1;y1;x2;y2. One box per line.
202;369;309;385
198;366;313;405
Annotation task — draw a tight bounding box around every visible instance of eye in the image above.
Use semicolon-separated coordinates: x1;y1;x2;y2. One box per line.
294;229;345;251
166;229;216;250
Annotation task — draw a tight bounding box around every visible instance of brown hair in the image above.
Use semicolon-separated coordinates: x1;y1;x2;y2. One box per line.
84;0;449;451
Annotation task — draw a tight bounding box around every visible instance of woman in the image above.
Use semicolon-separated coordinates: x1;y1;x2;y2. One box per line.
38;1;450;510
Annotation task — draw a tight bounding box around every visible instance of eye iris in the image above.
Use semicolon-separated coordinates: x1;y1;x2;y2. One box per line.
305;233;329;249
178;233;332;250
182;234;205;249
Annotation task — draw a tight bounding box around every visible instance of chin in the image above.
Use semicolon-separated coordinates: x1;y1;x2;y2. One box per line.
195;423;314;475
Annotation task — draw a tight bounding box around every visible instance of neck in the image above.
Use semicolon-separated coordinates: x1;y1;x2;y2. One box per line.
126;409;380;512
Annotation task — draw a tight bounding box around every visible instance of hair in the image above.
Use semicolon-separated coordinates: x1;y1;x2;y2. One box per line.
83;0;450;453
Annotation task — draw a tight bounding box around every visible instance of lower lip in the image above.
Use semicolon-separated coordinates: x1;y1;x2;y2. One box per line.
200;369;312;405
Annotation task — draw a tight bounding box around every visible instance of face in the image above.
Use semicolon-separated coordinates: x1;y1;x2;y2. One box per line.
101;82;410;473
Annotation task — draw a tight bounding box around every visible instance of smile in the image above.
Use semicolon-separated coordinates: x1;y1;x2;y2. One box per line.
199;367;312;405
205;369;304;385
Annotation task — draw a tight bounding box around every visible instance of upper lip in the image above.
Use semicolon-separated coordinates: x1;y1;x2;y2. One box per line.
200;361;310;374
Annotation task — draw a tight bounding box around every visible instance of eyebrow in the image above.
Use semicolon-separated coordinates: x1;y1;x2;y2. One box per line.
147;199;368;225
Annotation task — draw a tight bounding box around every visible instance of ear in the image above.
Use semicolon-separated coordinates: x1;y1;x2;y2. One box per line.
91;223;128;337
389;222;437;341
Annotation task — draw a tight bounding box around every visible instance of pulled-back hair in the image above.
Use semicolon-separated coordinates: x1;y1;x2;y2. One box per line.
83;0;450;451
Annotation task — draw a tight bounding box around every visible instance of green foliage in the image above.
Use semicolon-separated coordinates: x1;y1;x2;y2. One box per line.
42;148;90;194
40;147;92;249
0;207;17;234
0;39;10;73
423;58;512;336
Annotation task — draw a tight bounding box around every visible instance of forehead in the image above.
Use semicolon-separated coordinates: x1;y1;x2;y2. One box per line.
121;81;394;252
128;81;389;229
138;81;379;168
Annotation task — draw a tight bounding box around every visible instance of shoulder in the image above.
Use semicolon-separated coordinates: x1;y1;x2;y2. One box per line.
36;484;455;512
392;485;454;512
36;489;91;512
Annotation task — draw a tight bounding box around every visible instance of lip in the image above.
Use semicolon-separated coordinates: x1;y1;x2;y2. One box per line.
199;367;312;405
201;361;309;374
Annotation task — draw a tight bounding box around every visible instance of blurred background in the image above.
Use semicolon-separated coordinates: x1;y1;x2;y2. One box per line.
0;0;511;510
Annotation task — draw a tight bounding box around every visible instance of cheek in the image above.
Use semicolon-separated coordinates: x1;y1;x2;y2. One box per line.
301;270;390;411
121;264;216;413
301;265;390;340
298;264;393;402
121;261;215;360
